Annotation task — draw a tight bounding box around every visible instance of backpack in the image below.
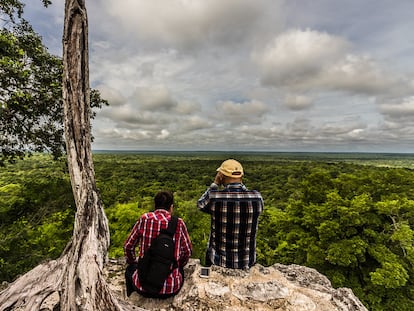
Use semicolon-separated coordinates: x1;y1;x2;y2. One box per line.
137;216;179;294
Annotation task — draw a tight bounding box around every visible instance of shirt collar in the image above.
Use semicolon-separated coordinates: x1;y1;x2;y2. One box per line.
154;208;171;215
224;183;247;190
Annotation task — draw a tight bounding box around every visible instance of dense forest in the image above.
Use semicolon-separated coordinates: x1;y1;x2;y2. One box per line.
1;152;414;310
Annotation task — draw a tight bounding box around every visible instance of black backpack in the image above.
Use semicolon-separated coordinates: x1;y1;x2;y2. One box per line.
137;216;179;294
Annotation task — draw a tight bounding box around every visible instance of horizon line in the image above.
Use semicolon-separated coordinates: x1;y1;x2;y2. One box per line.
91;149;414;155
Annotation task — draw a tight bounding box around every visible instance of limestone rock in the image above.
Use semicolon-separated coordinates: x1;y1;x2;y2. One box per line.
104;258;368;311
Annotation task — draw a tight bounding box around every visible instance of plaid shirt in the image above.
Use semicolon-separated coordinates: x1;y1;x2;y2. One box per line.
197;183;264;269
124;209;192;295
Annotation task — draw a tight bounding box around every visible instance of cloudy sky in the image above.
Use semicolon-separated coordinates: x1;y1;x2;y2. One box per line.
24;0;414;152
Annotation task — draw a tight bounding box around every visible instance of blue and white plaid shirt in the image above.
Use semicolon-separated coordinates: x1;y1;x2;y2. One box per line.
197;183;264;269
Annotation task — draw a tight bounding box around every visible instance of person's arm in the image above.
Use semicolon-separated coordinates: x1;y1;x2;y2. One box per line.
197;172;223;212
123;217;143;265
258;193;264;213
177;220;192;267
197;186;213;213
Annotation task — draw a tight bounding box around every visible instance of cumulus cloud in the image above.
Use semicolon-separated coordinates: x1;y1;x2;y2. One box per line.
27;0;414;152
379;96;414;119
253;29;350;87
95;85;126;107
253;29;413;97
101;106;157;126
132;85;178;111
319;122;369;143
97;128;151;142
156;129;170;140
100;0;272;50
319;55;410;95
283;94;313;110
182;116;212;131
175;100;202;114
215;100;269;124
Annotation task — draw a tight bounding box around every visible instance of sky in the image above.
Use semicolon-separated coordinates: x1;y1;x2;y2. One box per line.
23;0;414;153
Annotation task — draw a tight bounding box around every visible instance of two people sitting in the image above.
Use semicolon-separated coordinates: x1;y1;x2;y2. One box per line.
124;159;264;298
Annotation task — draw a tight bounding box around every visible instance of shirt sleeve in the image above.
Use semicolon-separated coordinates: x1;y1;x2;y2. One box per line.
123;217;143;265
258;193;264;213
197;184;217;213
177;219;192;267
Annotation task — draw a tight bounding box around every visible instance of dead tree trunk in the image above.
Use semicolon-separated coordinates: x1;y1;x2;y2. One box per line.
59;0;115;309
0;1;136;310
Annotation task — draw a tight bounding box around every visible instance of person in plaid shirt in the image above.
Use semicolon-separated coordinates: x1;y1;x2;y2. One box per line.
124;191;192;298
197;159;264;270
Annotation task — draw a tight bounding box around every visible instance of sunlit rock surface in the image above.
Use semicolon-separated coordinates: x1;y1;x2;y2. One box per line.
105;258;368;311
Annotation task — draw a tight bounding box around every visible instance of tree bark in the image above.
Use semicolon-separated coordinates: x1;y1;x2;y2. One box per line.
60;0;114;309
0;1;136;310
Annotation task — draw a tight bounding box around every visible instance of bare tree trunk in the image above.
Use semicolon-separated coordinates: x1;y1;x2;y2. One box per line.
0;1;136;310
60;0;114;309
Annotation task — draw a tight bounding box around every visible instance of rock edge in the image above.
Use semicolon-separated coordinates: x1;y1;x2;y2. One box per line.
104;258;368;311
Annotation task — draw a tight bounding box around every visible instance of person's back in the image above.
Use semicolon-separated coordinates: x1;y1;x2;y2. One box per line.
124;191;192;298
197;159;263;269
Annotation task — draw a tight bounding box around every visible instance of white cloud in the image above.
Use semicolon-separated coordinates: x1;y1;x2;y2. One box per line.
132;85;177;111
175;100;201;114
99;0;273;50
95;85;126;107
253;29;350;87
156;129;170;140
347;128;365;139
101;106;156;126
253;29;413;97
320;54;411;95
284;94;313;110
25;0;414;152
215;100;269;125
182;116;211;131
379;96;414;118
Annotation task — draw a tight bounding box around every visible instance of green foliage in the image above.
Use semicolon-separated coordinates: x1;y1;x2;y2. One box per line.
2;152;414;311
0;1;52;23
370;262;408;288
0;183;24;216
0;155;74;280
1;21;62;165
256;159;414;310
28;209;74;261
106;201;151;258
173;197;210;264
0;209;73;281
326;237;368;267
0;0;25;21
0;3;108;166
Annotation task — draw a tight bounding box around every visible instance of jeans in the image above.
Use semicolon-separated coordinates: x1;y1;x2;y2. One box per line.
124;264;184;299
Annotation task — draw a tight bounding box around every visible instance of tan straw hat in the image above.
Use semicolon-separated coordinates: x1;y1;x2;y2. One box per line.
216;159;244;177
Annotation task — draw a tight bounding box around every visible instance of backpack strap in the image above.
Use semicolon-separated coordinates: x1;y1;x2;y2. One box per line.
163;215;179;269
163;215;179;237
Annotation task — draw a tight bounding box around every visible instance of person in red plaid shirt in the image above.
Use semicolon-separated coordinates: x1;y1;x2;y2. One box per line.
124;191;192;298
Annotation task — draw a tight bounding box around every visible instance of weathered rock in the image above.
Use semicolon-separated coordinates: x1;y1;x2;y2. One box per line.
104;258;368;311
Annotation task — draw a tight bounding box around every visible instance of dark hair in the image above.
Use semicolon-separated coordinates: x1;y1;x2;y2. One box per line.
154;191;174;211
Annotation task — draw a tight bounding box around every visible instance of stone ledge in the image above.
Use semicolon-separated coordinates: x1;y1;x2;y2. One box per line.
104;258;368;311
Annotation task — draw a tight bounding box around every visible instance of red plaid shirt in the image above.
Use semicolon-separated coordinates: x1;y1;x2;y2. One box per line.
124;209;192;295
